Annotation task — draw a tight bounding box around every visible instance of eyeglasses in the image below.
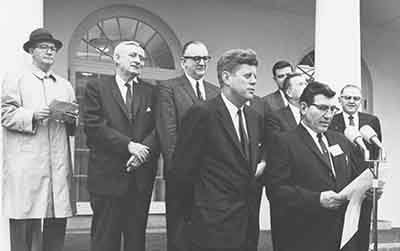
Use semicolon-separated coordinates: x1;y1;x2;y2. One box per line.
310;103;340;114
36;44;58;52
341;95;362;102
183;56;211;63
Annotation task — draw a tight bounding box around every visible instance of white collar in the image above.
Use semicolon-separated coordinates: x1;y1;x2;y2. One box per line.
342;111;359;127
185;72;204;86
221;92;244;116
115;74;137;88
288;103;301;124
278;89;288;107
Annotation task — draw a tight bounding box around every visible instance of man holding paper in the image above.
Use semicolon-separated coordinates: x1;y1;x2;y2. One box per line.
2;28;77;251
264;81;363;251
82;41;159;251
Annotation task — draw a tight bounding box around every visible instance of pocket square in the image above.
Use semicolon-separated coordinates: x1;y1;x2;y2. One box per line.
146;107;152;112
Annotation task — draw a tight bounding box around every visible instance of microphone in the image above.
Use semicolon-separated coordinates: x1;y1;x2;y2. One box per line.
360;125;383;149
344;126;370;160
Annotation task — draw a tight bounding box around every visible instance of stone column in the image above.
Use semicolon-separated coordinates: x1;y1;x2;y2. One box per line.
0;1;43;250
314;0;361;92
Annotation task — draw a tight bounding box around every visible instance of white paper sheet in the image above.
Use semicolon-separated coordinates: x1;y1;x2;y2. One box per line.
339;167;389;249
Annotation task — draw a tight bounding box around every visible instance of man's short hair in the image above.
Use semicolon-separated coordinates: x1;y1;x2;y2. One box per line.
217;49;258;87
272;60;293;76
181;41;206;56
282;72;303;93
113;40;144;60
340;84;361;95
299;81;336;105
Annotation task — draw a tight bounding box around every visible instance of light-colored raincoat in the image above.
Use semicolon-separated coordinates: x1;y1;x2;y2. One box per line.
2;64;76;219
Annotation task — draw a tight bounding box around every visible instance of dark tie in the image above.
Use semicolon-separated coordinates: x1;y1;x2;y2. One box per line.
317;133;334;177
349;115;355;126
238;109;250;160
196;81;203;101
125;82;133;119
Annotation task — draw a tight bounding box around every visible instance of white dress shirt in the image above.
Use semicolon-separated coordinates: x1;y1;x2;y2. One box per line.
301;122;336;176
288;103;301;124
221;93;248;142
115;74;138;103
342;111;359;128
279;89;288;107
185;72;206;99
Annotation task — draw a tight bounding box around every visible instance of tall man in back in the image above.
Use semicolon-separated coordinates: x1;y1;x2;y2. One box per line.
264;81;365;251
330;84;382;251
83;41;159;251
263;72;308;251
171;49;265;251
263;60;293;113
265;72;308;135
155;41;219;251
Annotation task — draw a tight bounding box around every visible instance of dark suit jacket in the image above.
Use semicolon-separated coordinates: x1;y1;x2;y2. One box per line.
265;105;297;136
329;112;382;251
262;89;286;114
264;125;361;251
248;95;266;119
330;112;382;160
170;95;264;249
156;74;219;173
83;76;159;197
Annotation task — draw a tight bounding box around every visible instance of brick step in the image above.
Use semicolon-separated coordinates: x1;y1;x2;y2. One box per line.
372;242;400;251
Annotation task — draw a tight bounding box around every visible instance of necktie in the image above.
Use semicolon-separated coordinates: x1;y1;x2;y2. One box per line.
317;133;335;177
196;81;203;101
349;115;355;126
238;109;250;160
125;82;133;119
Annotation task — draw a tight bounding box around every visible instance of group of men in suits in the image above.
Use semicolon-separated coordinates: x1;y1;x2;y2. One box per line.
81;37;383;251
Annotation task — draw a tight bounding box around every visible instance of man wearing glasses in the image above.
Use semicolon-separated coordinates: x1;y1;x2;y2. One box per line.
155;41;219;251
264;81;364;251
2;28;77;251
330;84;382;251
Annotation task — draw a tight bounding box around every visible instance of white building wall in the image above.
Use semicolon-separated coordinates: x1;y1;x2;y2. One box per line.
362;27;400;226
1;1;44;250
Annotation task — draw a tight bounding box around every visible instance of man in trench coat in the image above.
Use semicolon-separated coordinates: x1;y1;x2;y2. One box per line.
2;28;77;251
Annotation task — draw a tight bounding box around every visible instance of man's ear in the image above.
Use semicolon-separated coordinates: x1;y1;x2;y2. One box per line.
300;101;308;115
113;53;120;63
222;71;231;86
180;57;186;69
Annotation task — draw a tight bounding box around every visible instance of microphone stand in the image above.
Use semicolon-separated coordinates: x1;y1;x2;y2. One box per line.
365;148;385;251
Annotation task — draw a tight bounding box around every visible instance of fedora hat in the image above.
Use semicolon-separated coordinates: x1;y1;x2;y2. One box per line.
23;28;63;53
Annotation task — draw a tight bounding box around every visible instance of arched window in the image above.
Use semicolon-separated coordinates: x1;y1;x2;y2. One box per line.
69;5;181;214
298;50;374;112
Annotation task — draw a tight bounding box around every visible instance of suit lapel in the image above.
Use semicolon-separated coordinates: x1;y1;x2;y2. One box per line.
132;80;145;120
297;125;334;175
326;132;348;189
274;90;285;108
331;113;346;133
358;112;368;128
110;78;131;120
283;106;297;128
181;76;199;104
244;106;258;172
204;82;218;100
215;96;248;161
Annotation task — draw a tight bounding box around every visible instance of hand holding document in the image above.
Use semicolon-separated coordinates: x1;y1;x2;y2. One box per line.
49;99;79;123
340;167;389;249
